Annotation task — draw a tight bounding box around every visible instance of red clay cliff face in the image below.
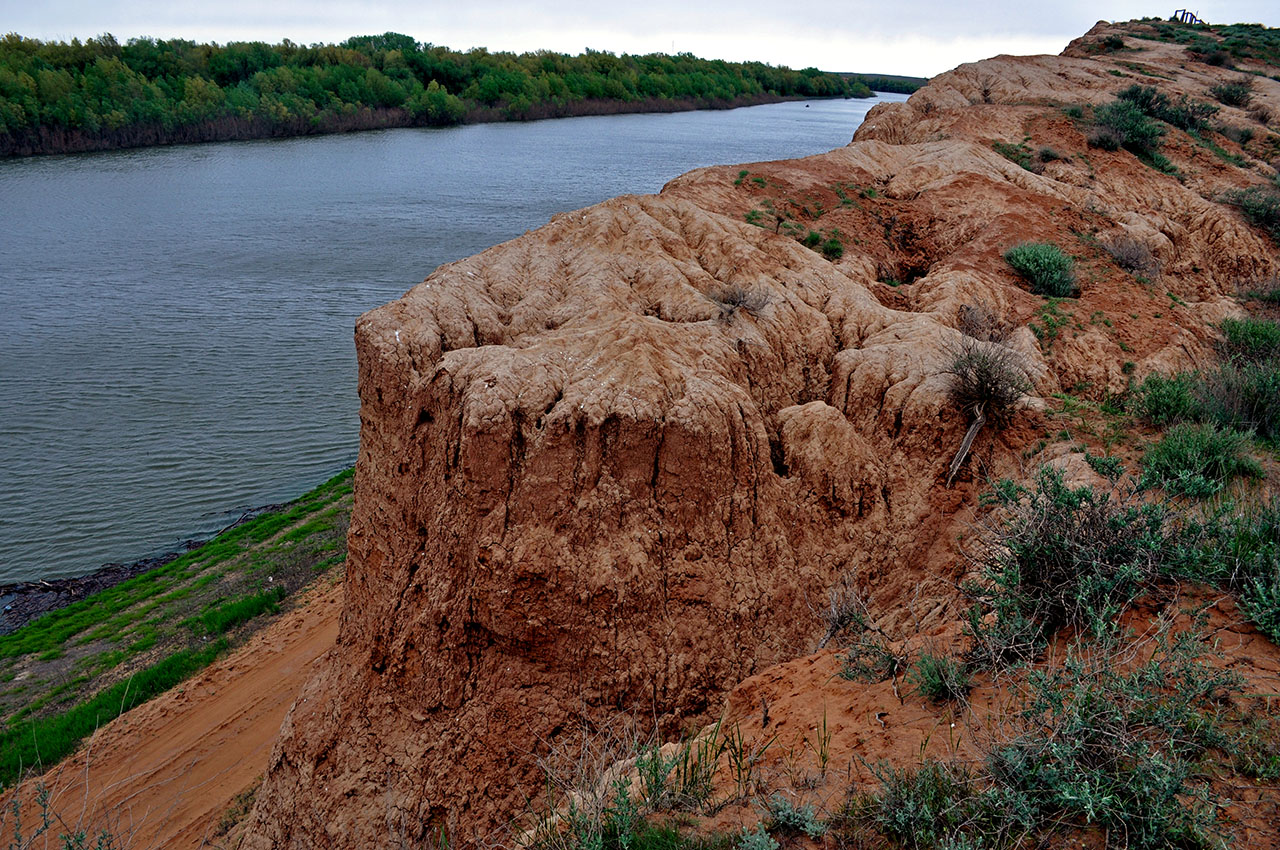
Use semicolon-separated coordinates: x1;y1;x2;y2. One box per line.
244;20;1280;846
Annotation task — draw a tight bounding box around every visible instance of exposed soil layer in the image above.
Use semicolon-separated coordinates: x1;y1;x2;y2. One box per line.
241;19;1280;848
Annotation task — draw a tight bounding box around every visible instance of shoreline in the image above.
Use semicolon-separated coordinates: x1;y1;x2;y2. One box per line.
0;502;284;635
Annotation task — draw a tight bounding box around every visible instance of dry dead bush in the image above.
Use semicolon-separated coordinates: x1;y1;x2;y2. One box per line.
1247;102;1275;127
957;302;1013;343
707;284;769;320
943;337;1030;487
1104;235;1161;278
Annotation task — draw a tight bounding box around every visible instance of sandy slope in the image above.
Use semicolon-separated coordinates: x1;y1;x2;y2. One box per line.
13;578;343;849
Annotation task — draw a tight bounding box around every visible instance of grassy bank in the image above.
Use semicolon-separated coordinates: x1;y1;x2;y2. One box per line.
0;468;353;789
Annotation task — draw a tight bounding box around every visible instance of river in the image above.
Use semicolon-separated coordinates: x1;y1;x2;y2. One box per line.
0;92;908;584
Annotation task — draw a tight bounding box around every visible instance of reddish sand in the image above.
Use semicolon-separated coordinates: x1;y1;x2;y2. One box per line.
11;579;342;849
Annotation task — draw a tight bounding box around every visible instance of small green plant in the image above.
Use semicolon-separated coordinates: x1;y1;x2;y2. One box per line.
1003;242;1077;297
1135;371;1202;425
1140;422;1262;498
736;824;778;850
908;651;970;703
1226;185;1280;243
1084;451;1124;480
763;794;825;839
820;235;843;260
1210;79;1254;106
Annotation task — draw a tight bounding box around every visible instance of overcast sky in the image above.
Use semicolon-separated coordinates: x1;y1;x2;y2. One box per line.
3;1;1276;77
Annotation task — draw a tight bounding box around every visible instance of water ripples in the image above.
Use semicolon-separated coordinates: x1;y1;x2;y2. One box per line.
0;94;906;583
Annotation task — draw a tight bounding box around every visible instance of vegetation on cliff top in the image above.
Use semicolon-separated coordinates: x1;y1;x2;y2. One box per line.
0;32;870;156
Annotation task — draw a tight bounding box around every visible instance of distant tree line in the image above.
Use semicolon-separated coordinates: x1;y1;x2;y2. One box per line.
0;32;872;156
849;74;927;95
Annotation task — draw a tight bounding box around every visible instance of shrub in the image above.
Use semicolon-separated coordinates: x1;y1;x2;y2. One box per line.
707;285;769;320
763;794;825;839
857;760;977;847
1135;372;1203;425
1225;185;1280;243
1220;316;1280;362
1219;124;1254;145
1103;235;1160;277
945;338;1029;414
1117;84;1219;132
820;236;843;260
737;825;778;850
1003;242;1077;297
838;633;904;683
1140;422;1262;498
956;302;1012;343
965;469;1171;666
908;651;971;703
1210;79;1254;107
983;630;1238;849
1242;576;1280;643
1241;273;1280;304
1198;360;1280;442
1090;100;1165;154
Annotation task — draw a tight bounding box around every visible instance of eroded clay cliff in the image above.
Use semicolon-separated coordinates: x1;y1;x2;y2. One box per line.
244;19;1280;846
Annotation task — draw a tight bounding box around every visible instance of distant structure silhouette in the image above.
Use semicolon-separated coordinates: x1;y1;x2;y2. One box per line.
1173;9;1205;24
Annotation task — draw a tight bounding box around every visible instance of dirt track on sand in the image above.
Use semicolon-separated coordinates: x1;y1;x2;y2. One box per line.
15;579;342;849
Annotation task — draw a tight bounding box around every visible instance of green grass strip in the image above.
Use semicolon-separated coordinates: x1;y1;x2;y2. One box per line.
195;586;287;636
0;639;228;789
0;468;352;660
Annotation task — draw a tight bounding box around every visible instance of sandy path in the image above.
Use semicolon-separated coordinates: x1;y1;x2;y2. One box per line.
16;578;343;849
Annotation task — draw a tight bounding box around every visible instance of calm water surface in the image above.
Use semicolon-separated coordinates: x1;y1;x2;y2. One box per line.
0;93;907;584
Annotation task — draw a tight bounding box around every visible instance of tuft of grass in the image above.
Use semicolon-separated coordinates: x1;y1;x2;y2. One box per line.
1003;242;1077;297
1226;186;1280;243
0;639;228;789
908;652;970;703
1210;79;1254;107
1140;422;1262;498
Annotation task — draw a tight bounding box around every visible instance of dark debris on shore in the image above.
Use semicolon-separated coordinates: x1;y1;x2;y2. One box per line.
0;503;285;635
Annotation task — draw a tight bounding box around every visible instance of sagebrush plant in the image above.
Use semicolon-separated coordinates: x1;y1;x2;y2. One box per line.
1210;78;1254;106
1003;242;1077;297
1219;316;1280;362
844;624;1244;850
762;794;825;839
1118;83;1219;132
1135;372;1203;427
944;338;1029;415
1088;99;1165;155
1139;421;1262;498
965;468;1171;667
943;335;1030;488
956;302;1012;344
1227;185;1280;243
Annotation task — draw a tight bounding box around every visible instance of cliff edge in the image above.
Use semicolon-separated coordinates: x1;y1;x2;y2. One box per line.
244;19;1280;847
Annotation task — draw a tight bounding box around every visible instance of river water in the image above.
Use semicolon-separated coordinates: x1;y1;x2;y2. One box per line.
0;93;907;584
